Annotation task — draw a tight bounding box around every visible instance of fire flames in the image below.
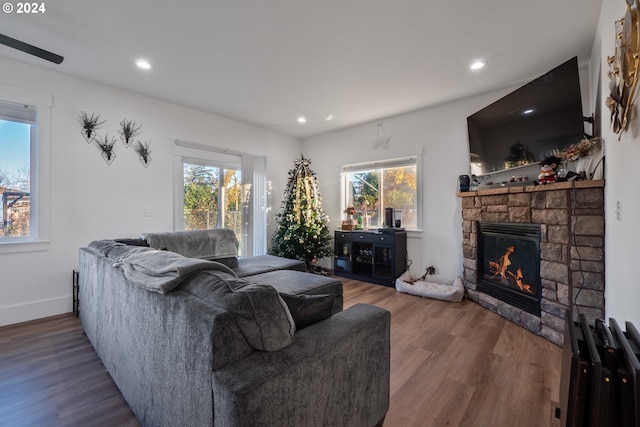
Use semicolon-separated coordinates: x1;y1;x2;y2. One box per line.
488;246;534;295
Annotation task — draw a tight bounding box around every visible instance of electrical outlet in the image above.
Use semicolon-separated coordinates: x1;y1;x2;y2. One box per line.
615;201;622;221
144;207;155;217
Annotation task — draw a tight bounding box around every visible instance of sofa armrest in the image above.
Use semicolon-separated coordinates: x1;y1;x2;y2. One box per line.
213;303;390;427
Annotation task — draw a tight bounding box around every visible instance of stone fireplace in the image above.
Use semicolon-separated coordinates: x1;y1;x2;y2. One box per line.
458;180;605;345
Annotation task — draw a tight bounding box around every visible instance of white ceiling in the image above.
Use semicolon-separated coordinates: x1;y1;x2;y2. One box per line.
0;0;603;138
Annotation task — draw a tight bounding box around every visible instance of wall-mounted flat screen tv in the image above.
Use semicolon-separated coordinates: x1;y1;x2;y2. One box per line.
467;57;585;175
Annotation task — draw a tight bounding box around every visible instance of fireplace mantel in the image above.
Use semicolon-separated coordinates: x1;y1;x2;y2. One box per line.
458;180;605;345
458;179;604;198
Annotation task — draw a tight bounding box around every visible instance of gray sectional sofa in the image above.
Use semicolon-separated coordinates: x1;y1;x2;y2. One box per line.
79;229;390;427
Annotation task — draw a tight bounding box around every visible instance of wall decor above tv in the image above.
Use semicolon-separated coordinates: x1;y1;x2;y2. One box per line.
467;57;586;176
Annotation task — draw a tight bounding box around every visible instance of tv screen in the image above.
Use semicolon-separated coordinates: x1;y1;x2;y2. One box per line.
467;57;585;175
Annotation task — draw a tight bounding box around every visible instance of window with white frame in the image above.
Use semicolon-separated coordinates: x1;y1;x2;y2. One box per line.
0;86;51;249
182;159;242;243
341;156;419;230
173;141;267;257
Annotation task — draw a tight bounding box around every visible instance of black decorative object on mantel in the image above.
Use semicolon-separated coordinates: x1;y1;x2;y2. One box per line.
119;119;142;148
94;133;117;165
79;111;106;143
458;175;470;192
134;140;152;168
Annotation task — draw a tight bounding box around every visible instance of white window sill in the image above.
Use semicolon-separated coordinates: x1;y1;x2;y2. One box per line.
0;240;50;254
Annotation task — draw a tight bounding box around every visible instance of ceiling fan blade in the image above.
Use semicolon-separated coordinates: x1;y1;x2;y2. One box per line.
0;33;64;64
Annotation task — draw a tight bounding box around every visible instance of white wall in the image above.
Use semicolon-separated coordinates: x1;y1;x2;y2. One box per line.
597;0;640;327
302;64;594;290
302;90;513;277
0;56;301;326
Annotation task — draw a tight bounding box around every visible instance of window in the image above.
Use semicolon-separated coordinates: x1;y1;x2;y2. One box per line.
173;140;267;257
182;160;242;249
0;85;51;251
342;157;419;230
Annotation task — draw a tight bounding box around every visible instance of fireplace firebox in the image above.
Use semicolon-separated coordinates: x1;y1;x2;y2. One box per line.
478;222;541;317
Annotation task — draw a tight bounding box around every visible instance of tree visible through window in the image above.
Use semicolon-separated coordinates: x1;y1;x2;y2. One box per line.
0;116;32;238
343;158;418;230
182;162;242;253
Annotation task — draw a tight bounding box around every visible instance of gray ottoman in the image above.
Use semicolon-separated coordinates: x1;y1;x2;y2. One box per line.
244;270;343;314
234;255;307;277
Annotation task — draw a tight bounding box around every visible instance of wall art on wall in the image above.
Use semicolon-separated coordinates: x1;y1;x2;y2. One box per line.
119;119;142;148
79;111;106;143
79;111;151;167
606;0;640;138
134;140;152;168
94;133;117;165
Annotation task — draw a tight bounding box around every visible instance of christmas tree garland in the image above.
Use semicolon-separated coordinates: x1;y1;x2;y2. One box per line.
269;156;333;269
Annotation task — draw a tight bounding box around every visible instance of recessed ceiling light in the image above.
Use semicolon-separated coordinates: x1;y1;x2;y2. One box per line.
136;59;152;70
325;114;334;121
523;109;534;115
470;60;487;70
297;116;307;124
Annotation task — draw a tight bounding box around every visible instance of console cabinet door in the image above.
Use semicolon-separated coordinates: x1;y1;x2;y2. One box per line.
334;232;353;274
372;244;394;282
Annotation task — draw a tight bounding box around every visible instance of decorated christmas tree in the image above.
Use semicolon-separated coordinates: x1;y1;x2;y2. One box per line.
269;155;333;270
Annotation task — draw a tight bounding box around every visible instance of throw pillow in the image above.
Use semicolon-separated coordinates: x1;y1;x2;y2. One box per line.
279;293;336;330
181;272;295;351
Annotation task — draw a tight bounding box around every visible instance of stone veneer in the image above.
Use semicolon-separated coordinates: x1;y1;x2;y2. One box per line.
458;180;605;346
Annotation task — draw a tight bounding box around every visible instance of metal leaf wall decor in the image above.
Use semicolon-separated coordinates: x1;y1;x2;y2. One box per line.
79;111;106;143
134;140;152;168
94;133;117;165
79;112;151;167
119;119;142;148
606;0;640;138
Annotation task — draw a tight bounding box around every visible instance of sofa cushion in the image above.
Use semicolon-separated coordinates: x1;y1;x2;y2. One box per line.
244;270;343;314
279;293;335;330
180;271;295;352
234;254;306;277
141;229;238;261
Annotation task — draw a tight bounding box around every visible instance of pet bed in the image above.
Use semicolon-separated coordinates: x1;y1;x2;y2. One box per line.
395;271;465;302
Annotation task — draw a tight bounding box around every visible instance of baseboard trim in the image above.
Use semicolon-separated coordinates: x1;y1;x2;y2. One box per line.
0;296;71;327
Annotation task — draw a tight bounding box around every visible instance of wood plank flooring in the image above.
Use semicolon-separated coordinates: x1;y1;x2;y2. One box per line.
0;278;561;427
343;279;561;427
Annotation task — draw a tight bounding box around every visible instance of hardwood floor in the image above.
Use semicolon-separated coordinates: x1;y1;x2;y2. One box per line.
0;314;139;427
0;278;561;427
343;279;561;427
